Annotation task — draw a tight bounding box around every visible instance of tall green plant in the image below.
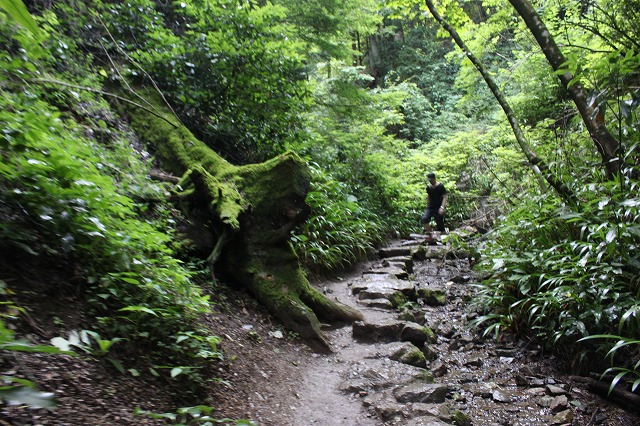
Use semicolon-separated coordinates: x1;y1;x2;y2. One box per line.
0;13;218;385
472;174;640;360
0;0;41;35
579;334;640;394
292;165;386;274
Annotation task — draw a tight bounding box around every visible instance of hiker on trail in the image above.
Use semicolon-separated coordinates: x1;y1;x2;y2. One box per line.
420;172;447;234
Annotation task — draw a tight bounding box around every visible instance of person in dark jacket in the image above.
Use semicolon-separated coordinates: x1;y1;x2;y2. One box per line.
420;172;447;233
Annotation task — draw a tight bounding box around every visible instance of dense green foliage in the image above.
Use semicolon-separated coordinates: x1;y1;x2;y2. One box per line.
374;0;640;389
2;0;639;408
440;0;640;383
98;0;309;163
0;0;417;412
473;179;640;342
0;9;219;397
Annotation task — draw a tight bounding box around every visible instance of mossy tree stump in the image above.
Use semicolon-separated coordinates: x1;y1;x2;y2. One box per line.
120;89;362;352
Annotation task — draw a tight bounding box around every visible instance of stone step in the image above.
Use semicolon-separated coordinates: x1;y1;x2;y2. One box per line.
339;358;430;394
357;298;394;309
379;246;413;258
380;256;414;273
352;276;416;296
352;320;436;346
362;266;408;280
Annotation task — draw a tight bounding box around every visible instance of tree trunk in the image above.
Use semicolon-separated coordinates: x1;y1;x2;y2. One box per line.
118;88;363;353
424;0;576;204
507;0;620;177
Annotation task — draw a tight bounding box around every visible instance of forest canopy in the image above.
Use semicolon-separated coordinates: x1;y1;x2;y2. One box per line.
0;0;639;411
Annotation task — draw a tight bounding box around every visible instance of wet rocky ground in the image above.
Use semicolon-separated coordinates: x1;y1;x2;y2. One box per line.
6;232;637;425
288;232;640;426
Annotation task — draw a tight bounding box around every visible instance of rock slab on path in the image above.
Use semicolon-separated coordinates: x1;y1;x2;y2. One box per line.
288;236;640;426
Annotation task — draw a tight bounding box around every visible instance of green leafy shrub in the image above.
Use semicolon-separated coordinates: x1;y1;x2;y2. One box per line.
472;175;640;374
135;404;256;425
292;164;386;274
0;14;217;386
288;63;422;271
96;0;309;162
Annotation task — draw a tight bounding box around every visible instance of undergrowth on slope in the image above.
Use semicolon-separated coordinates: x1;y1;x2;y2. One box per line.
292;164;387;274
472;172;640;379
0;10;221;402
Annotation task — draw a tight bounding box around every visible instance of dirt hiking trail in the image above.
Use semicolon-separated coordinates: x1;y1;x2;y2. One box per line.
278;234;640;426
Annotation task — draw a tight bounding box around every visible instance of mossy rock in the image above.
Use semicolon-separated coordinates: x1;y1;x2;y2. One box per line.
401;322;437;345
390;342;427;368
398;348;427;368
389;291;407;309
398;308;425;324
451;410;472;426
417;288;447;306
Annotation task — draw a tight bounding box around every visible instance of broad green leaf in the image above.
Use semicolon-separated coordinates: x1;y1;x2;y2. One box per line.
0;377;34;388
0;386;55;409
4;339;73;355
119;277;141;285
608;371;628;395
0;0;40;36
175;335;189;344
134;408;177;420
106;358;124;373
118;306;158;316
177;406;208;415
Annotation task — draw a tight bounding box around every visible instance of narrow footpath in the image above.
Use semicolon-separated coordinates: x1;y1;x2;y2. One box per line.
285;233;640;426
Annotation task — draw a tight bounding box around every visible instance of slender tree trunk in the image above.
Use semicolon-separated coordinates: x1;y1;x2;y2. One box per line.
507;0;620;177
424;0;576;204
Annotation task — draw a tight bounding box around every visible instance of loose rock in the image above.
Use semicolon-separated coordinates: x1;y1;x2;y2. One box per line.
394;383;451;404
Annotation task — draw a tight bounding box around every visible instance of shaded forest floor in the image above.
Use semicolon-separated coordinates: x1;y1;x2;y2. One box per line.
0;252;312;425
2;238;640;425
